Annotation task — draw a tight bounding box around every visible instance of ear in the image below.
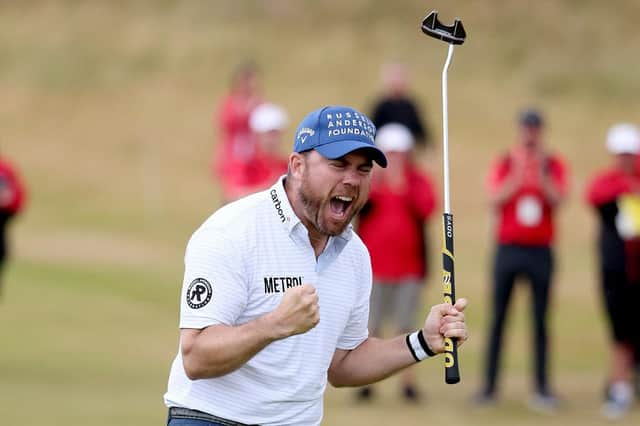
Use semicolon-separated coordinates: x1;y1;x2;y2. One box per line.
288;152;306;178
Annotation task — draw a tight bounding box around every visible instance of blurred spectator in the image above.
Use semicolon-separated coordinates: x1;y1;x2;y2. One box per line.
585;123;640;420
476;109;569;411
370;61;431;148
248;103;289;194
0;152;26;298
217;102;289;201
356;123;437;402
214;61;262;202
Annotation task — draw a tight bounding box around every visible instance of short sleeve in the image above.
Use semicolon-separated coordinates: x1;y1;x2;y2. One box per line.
336;253;372;350
179;227;248;329
486;155;510;197
586;171;622;207
408;170;437;219
549;156;570;197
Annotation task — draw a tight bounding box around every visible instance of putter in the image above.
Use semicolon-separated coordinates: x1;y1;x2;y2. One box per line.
421;10;466;385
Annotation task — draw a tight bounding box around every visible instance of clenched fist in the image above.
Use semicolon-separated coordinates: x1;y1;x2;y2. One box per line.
422;298;468;353
268;284;320;339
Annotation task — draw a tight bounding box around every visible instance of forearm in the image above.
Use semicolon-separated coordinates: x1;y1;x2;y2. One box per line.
328;336;421;387
181;283;320;380
490;173;522;206
181;314;278;380
541;176;563;206
328;300;469;388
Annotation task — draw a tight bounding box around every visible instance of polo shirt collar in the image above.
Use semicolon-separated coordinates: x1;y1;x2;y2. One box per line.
268;176;298;234
268;176;353;242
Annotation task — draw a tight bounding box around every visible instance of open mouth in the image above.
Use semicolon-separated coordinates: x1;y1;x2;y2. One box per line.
329;195;354;219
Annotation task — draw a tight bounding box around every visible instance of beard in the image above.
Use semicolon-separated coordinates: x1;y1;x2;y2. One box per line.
297;174;362;237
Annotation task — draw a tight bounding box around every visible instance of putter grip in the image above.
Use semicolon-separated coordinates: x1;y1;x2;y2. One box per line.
442;213;460;384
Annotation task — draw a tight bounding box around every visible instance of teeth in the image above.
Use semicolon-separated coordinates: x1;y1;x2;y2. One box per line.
335;196;353;202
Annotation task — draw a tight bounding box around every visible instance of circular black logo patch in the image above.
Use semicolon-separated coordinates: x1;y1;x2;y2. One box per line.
186;278;213;309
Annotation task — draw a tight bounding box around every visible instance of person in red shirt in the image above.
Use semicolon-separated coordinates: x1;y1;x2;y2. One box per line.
0;153;26;298
585;123;640;419
476;109;569;411
214;62;262;202
245;103;290;196
356;123;437;402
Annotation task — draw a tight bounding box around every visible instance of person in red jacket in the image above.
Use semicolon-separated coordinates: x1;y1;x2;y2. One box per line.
214;62;262;202
476;109;569;411
241;102;290;196
585;123;640;420
356;123;437;402
0;153;26;298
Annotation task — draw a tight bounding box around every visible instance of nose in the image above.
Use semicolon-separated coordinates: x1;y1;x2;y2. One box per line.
342;167;362;187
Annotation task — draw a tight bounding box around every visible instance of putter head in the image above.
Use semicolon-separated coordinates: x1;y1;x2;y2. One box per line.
421;11;466;45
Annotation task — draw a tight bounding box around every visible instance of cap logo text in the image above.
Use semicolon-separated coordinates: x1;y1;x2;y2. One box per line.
297;127;315;144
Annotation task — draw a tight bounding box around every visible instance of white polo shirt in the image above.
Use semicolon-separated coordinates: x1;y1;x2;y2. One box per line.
164;177;372;425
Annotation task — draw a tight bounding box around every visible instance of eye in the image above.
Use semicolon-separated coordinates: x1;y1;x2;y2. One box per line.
359;164;373;174
330;161;346;169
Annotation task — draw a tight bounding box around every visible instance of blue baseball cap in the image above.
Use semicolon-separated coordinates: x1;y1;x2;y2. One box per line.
293;105;387;167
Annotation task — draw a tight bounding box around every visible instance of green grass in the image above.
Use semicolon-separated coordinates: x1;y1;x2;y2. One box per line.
1;0;640;424
0;259;177;424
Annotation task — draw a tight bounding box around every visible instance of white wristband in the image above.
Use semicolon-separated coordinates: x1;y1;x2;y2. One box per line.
406;330;436;362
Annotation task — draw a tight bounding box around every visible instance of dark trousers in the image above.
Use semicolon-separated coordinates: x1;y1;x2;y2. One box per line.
601;268;640;360
483;244;554;395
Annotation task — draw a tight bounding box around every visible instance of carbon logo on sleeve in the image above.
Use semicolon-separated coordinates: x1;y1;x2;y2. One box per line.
186;278;213;309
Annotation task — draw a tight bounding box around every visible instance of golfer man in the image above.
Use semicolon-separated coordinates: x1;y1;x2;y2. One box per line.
164;105;468;426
